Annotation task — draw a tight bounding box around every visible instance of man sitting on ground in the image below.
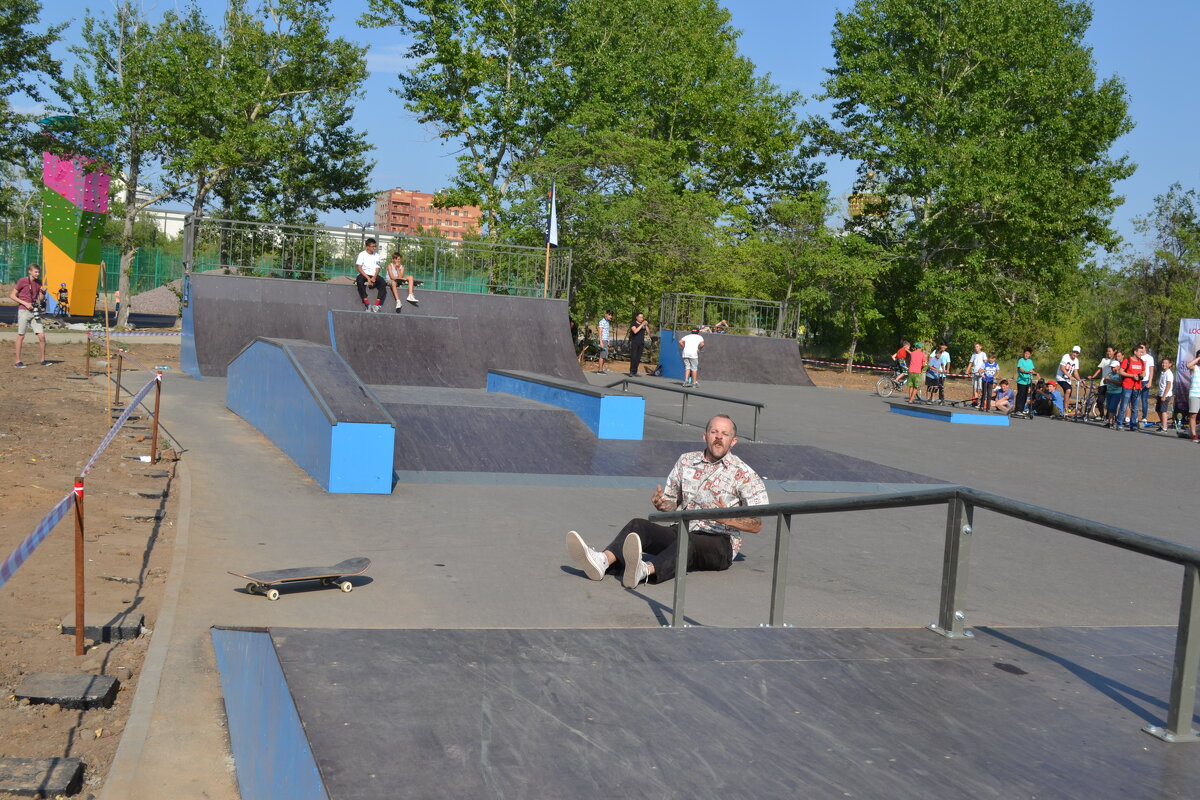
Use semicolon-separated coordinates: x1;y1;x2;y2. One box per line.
566;414;767;588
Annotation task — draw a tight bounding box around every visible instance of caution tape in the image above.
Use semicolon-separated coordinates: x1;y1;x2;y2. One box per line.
801;357;972;379
87;330;180;337
0;492;75;589
80;374;159;478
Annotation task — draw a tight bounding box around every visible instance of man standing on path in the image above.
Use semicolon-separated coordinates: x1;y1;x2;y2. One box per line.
628;312;649;376
10;263;48;367
1057;346;1082;415
354;238;388;311
906;342;927;403
566;414;768;588
968;342;987;406
1138;343;1155;429
679;327;705;387
596;310;613;373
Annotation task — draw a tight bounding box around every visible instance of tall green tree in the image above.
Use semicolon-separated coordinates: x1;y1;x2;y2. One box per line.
59;1;165;327
0;0;64;216
817;0;1134;356
156;0;373;221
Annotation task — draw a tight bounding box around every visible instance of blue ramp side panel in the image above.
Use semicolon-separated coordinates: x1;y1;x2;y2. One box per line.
659;330;686;381
211;628;328;800
181;289;200;379
486;372;645;440
328;422;396;493
887;403;1010;426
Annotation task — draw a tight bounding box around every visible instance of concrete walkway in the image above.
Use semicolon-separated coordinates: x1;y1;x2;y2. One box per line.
101;371;1200;798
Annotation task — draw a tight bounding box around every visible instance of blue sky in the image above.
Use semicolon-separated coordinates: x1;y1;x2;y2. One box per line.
36;1;1200;253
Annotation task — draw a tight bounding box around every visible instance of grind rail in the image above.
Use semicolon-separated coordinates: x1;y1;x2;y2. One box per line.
649;483;1200;743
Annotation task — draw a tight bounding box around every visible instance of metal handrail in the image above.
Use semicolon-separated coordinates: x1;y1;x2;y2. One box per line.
648;484;1200;743
603;377;764;440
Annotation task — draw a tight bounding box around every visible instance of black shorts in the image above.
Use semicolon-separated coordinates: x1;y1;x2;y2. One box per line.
925;375;940;388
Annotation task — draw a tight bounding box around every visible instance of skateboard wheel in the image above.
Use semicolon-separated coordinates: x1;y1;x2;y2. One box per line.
320;577;334;587
339;581;353;593
265;588;280;601
246;583;259;595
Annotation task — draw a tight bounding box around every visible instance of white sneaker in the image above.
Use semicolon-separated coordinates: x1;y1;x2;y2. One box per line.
407;294;419;304
622;532;648;588
566;531;607;581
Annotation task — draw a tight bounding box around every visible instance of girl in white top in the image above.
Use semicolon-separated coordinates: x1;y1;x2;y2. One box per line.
1156;358;1174;432
1186;351;1200;442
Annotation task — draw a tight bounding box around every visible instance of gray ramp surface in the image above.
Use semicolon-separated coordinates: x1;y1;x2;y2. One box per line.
687;333;814;386
189;273;583;381
261;339;393;424
266;625;1199;800
379;389;936;481
331;296;584;387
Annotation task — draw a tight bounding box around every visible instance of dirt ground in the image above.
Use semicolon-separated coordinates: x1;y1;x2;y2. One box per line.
0;338;182;799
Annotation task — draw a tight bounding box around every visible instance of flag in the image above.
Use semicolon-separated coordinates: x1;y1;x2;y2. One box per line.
546;181;558;247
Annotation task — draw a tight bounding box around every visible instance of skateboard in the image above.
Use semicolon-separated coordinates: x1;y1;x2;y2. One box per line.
228;557;371;601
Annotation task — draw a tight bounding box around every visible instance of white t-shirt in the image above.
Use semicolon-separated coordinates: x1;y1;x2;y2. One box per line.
1097;357;1116;383
355;249;384;278
1057;353;1079;381
680;333;704;359
598;317;611;344
1141;353;1155;386
1158;367;1174;397
969;351;986;375
1190;366;1200;399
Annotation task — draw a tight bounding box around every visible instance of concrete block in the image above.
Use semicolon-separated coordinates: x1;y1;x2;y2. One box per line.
60;610;144;642
14;672;120;710
0;757;84;797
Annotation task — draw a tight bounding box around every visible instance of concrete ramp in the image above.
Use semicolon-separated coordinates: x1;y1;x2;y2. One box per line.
182;272;583;382
660;329;814;386
330;307;583;388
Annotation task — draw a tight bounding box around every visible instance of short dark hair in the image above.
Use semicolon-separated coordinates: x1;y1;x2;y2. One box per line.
365;237;377;246
604;309;613;316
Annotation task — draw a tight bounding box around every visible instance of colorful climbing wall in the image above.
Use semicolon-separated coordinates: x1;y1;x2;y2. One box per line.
41;152;110;317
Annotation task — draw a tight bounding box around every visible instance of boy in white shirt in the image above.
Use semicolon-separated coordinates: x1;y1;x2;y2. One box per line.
354;238;388;311
678;328;705;387
1156;357;1174;432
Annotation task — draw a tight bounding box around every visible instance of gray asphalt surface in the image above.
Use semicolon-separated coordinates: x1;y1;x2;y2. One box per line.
101;370;1199;798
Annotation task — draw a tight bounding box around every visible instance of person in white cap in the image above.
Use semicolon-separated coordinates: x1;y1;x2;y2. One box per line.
1057;345;1082;415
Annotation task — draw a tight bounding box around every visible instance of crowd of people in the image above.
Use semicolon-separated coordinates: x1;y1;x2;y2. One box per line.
892;340;1194;436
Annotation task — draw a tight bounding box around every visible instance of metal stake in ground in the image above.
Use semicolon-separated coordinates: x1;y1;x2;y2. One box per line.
72;477;85;656
150;373;162;463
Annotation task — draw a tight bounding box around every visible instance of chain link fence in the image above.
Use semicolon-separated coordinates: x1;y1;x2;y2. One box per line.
182;215;572;298
658;292;802;338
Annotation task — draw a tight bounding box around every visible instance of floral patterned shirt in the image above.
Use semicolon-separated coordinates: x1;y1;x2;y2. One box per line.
662;451;769;555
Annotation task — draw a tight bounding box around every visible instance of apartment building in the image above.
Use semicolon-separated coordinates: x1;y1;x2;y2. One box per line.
373;189;482;240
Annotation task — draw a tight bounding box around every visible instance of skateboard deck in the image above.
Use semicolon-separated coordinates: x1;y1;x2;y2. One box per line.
229;557;370;600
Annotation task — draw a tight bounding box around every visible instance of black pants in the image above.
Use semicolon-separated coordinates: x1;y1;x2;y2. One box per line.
1014;383;1030;414
628;339;645;375
604;518;733;584
355;274;387;305
980;381;994;410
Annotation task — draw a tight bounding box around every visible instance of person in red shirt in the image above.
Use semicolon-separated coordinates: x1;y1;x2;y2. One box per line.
906;342;927;403
9;264;47;367
891;340;910;381
1116;344;1146;430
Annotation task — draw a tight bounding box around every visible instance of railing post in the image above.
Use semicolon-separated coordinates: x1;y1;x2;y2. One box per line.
73;477;85;656
113;350;124;409
83;336;90;377
768;513;791;626
680;392;688;427
149;373;163;463
753;406;760;442
929;494;974;639
1144;563;1200;742
670;520;689;628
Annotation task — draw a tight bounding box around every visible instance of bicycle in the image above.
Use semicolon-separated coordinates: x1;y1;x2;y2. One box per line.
1070;379;1102;422
876;370;908;398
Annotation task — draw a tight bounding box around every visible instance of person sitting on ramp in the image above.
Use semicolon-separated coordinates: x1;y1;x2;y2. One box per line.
354;238;388;312
566;414;768;588
386;252;419;310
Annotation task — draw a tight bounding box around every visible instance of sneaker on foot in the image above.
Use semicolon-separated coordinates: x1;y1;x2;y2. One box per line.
13;361;25;368
407;295;419;304
39;360;50;366
621;532;648;588
394;305;402;313
566;530;607;581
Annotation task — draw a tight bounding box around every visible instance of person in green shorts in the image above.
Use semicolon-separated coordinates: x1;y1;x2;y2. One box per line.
906;342;927;403
1013;348;1038;417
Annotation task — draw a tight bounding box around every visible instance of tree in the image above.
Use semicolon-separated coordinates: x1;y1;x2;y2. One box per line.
817;0;1134;356
0;0;65;216
156;0;373;221
58;1;165;327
